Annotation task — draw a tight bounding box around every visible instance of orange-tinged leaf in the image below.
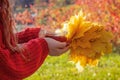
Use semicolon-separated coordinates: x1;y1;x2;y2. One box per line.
61;10;113;68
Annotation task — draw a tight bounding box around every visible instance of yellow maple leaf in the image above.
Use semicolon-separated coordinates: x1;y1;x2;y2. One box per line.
62;10;113;68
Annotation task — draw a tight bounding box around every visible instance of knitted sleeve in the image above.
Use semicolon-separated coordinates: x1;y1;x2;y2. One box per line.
0;38;49;80
16;28;41;43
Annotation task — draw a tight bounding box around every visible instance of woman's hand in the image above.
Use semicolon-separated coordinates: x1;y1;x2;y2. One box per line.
39;29;55;38
44;38;69;56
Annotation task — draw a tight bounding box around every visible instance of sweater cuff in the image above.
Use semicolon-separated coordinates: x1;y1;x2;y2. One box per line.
17;28;41;43
38;38;49;55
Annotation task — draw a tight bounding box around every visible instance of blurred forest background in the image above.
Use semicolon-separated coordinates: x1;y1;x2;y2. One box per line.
10;0;120;53
8;0;120;80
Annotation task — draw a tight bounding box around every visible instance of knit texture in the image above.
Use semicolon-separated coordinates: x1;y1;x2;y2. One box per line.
16;28;41;43
0;25;49;80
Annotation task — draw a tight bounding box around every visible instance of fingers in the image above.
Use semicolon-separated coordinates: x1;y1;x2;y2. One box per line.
45;37;70;56
57;42;67;48
57;46;69;54
51;46;69;56
39;29;46;38
46;32;56;36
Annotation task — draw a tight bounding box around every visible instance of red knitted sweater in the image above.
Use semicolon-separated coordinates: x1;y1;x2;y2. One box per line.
0;24;49;80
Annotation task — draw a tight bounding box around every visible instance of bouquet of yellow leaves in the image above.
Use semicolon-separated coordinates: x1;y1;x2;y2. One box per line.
59;10;113;70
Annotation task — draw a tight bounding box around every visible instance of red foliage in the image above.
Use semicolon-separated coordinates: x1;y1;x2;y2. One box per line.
35;5;80;31
15;0;120;51
75;0;120;48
